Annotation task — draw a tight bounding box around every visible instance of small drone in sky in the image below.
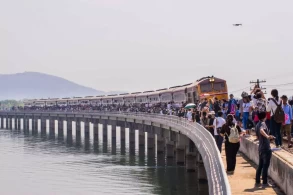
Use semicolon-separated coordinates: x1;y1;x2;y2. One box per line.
233;24;242;26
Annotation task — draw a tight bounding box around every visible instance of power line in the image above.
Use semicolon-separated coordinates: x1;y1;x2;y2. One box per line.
263;82;293;87
229;85;251;94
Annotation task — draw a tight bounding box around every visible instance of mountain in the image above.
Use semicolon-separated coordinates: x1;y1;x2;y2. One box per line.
0;72;123;100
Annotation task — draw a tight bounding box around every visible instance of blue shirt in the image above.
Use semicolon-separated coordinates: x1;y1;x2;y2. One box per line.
282;104;293;125
228;98;237;113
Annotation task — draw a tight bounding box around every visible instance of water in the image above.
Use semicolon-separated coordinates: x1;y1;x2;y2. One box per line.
0;123;198;195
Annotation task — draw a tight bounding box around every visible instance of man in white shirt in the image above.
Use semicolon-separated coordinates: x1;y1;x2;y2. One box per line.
187;109;193;121
213;111;226;153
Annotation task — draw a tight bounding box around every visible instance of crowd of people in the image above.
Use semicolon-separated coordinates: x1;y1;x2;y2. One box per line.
183;87;292;187
15;102;184;115
10;87;293;186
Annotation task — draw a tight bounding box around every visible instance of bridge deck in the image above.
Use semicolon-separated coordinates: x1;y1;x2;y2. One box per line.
221;146;284;195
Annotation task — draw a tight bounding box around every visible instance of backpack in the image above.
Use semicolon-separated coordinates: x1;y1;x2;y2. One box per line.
227;123;240;143
271;99;285;124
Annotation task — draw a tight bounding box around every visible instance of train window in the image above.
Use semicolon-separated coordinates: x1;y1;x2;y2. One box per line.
200;84;212;92
173;93;185;102
213;82;226;91
161;94;172;102
149;96;159;102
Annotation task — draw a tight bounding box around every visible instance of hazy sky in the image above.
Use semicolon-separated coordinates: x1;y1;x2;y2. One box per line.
1;0;293;97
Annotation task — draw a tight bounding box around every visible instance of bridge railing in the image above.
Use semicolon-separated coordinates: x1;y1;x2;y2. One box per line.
0;110;231;195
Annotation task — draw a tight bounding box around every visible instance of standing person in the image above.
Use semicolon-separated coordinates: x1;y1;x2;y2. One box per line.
200;99;208;111
208;99;214;111
195;111;201;124
201;112;208;127
242;94;253;136
267;89;283;148
213;97;221;117
213;111;226;153
206;111;215;136
186;109;193;122
222;99;229;118
227;94;237;115
220;114;242;174
289;99;293;137
238;93;245;127
281;95;293;148
192;109;196;122
255;112;274;187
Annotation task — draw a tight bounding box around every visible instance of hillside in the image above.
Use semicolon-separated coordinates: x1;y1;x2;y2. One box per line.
0;72;114;100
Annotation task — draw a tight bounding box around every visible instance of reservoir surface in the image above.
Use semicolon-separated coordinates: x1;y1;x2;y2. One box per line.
0;127;198;195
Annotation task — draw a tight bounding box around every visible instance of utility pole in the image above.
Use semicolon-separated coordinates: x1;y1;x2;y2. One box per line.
250;79;266;94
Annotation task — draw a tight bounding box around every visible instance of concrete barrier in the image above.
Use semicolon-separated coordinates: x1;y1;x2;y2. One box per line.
240;137;293;195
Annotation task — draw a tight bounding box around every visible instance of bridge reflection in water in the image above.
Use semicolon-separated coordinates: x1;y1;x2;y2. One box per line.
0;118;208;195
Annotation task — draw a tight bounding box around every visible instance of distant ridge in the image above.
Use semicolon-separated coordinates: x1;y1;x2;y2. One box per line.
0;72;126;100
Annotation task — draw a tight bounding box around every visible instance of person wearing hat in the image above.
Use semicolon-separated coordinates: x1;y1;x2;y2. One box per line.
281;95;293;148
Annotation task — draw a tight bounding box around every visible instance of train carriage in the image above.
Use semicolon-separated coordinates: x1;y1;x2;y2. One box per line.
159;89;173;103
57;98;70;107
101;96;114;105
148;91;161;105
113;95;124;105
46;98;58;107
136;91;151;104
23;76;228;109
124;92;140;106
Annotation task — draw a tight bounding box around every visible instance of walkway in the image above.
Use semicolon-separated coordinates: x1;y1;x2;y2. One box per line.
221;146;284;195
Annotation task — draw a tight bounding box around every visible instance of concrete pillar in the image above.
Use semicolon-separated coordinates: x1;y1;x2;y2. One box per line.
17;117;21;130
0;117;4;129
67;119;72;137
9;117;13;130
166;141;175;158
127;122;135;155
75;118;81;138
197;152;208;195
84;119;90;138
32;117;36;132
6;117;8;129
49;118;55;135
129;128;135;145
14;117;17;130
32;117;38;134
93;120;99;142
41;118;46;134
176;146;185;165
120;126;126;142
186;152;197;172
176;133;188;165
111;121;117;140
147;133;155;150
120;123;126;155
102;121;108;141
24;117;29;131
31;117;35;131
58;118;64;137
138;130;145;147
155;127;165;154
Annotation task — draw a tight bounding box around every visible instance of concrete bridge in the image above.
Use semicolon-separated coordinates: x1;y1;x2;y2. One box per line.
0;111;231;195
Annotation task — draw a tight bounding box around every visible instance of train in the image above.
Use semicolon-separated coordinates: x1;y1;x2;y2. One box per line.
23;76;228;108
